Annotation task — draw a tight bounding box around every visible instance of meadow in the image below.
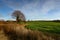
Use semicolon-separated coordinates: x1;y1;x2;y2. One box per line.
26;21;60;34
0;21;60;40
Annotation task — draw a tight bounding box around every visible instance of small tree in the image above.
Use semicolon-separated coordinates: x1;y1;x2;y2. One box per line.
12;10;26;22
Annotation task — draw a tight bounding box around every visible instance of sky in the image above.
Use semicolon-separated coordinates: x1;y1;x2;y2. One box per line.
0;0;60;20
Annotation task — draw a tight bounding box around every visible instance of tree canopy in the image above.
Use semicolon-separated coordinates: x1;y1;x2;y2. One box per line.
12;10;26;22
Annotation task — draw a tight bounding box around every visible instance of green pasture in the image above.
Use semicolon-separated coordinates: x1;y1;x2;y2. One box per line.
26;21;60;34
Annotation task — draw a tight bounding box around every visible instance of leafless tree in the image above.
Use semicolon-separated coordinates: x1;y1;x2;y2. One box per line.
12;10;26;22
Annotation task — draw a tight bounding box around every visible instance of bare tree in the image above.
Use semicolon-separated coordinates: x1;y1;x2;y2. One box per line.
12;10;26;22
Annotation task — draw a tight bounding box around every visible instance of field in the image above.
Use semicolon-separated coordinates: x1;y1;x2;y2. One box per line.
26;21;60;34
0;21;60;40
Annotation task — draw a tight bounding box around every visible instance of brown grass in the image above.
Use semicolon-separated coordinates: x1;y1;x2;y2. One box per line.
0;21;60;40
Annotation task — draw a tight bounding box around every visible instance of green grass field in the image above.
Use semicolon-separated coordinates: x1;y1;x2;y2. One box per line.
26;21;60;34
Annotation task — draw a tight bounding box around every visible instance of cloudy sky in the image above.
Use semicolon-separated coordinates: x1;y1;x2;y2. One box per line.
0;0;60;20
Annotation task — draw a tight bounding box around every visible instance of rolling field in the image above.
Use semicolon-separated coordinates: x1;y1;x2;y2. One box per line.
26;21;60;34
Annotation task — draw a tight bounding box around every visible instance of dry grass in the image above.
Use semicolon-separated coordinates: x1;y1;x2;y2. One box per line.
0;21;60;40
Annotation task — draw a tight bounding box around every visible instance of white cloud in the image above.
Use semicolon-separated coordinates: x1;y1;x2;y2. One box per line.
40;0;55;14
40;0;60;15
20;0;41;20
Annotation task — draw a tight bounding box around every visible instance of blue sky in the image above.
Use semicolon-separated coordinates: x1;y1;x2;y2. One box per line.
0;0;60;20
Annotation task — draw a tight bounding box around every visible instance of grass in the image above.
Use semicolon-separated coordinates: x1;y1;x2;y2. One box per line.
0;21;60;40
26;21;60;34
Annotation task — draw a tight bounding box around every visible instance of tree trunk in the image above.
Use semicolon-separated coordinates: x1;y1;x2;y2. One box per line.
16;16;19;22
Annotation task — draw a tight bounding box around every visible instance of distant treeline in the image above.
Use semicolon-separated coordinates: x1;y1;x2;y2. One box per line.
0;20;60;22
53;20;60;22
27;20;60;22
